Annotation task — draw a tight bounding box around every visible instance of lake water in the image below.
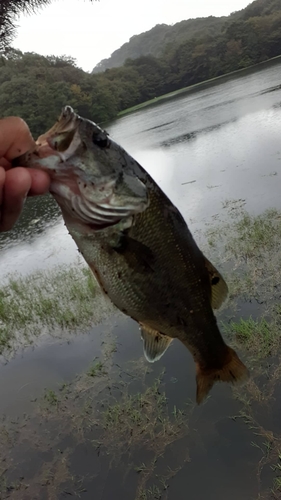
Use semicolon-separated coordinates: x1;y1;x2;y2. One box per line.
1;60;281;499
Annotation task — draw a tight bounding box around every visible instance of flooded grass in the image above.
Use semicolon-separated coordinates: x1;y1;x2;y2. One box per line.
2;203;281;498
0;337;193;499
203;202;281;499
87;360;106;377
0;262;115;357
225;208;281;259
205;205;281;308
100;370;190;460
224;317;280;359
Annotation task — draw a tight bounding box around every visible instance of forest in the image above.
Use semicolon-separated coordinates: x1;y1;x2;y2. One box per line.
1;0;281;137
93;0;281;72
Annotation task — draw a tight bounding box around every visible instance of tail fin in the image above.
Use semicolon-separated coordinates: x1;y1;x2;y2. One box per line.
196;346;249;404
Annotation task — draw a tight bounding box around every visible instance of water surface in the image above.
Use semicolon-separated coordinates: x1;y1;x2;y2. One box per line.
1;61;281;499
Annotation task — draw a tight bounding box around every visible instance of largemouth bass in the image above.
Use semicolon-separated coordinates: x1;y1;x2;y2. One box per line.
14;106;249;403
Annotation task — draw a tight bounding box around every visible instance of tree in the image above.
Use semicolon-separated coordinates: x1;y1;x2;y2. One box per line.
1;0;281;130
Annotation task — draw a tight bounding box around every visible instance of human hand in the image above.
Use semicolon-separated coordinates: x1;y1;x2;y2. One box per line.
0;117;51;232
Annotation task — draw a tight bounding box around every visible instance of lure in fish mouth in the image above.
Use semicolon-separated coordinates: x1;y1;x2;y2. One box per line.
13;106;149;231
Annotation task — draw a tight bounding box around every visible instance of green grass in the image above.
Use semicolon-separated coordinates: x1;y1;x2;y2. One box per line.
117;78;229;117
99;371;191;461
223;317;279;358
117;55;281;117
204;205;281;497
206;207;281;260
0;263;115;356
271;454;281;473
272;456;281;497
44;389;59;407
87;360;105;377
135;463;150;474
21;355;192;497
205;206;281;308
273;477;281;492
225;209;281;260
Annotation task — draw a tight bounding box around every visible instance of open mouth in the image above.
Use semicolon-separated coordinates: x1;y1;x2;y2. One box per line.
12;106;82;169
35;106;82;162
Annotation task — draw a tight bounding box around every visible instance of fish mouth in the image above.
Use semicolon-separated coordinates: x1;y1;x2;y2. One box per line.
12;106;81;169
37;106;81;158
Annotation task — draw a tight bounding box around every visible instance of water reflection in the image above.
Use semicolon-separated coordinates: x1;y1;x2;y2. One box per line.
142;120;175;133
0;194;60;250
260;83;281;95
160;118;237;148
0;219;79;278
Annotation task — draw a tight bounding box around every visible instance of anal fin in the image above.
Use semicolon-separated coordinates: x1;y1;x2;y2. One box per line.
140;323;172;363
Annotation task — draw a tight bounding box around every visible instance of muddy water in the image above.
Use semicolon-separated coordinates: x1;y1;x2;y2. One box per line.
1;60;281;499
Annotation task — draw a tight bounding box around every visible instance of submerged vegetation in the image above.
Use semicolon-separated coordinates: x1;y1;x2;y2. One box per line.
205;206;281;305
0;262;115;357
2;203;281;497
224;317;278;358
0;348;192;499
204;203;281;499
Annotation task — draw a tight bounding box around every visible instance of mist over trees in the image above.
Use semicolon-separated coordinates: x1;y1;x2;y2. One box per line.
92;0;281;72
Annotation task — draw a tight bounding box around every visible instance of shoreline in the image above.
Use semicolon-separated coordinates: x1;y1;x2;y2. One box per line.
117;55;281;117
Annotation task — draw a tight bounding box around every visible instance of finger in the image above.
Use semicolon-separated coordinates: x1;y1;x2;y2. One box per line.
0;167;31;232
28;169;51;196
0;117;35;163
0;158;11;169
0;166;6;207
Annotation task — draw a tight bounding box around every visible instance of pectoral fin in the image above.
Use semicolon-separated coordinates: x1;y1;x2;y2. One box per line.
140;323;173;362
204;257;228;310
113;234;155;272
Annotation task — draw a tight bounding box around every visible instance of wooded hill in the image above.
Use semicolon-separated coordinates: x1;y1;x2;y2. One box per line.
1;0;281;138
92;0;281;73
93;16;227;73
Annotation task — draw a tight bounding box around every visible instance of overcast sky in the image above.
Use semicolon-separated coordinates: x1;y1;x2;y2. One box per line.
13;0;251;72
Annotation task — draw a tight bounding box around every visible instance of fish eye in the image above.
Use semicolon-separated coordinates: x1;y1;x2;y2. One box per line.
92;133;109;148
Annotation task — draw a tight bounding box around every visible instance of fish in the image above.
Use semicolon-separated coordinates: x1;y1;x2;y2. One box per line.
13;106;249;404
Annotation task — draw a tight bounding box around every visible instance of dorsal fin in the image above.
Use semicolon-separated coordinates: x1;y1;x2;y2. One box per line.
140;323;172;362
204;257;228;310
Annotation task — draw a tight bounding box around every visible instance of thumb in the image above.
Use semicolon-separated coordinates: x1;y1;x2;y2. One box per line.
0;117;35;165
